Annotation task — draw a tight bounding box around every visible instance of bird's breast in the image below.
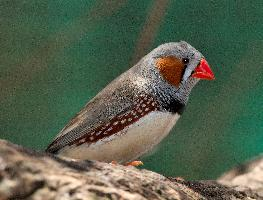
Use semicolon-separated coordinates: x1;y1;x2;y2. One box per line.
59;111;180;163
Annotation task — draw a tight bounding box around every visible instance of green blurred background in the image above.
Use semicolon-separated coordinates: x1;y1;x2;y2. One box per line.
0;0;263;180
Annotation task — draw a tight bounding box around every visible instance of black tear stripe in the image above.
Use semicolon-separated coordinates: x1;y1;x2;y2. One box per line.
162;99;185;115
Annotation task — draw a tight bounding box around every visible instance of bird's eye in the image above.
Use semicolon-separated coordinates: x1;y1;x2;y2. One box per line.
182;58;189;64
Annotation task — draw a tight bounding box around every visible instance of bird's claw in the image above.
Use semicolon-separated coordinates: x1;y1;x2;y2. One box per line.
110;160;143;167
125;160;144;167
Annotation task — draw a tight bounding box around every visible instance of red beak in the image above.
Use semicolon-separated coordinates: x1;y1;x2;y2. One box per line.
191;59;215;80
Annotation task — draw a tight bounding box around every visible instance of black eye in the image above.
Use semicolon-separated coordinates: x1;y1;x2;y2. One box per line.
182;58;189;64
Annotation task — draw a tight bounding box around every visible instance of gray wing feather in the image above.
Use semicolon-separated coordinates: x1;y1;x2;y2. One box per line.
46;67;146;153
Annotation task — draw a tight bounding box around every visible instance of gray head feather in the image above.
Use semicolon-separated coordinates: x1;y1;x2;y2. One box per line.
133;41;204;106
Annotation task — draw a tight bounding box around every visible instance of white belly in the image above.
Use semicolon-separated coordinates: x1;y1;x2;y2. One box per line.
58;111;180;163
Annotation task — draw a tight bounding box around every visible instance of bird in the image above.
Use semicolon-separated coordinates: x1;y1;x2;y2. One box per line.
46;41;215;166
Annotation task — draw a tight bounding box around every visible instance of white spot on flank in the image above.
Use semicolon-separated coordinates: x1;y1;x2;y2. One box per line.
121;119;126;124
145;108;150;112
79;138;85;143
128;118;132;122
96;131;102;136
142;104;146;108
113;121;119;125
90;131;95;136
90;136;94;140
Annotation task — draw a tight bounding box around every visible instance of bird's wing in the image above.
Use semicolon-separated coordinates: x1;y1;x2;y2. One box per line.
46;70;158;153
46;93;159;154
46;92;159;153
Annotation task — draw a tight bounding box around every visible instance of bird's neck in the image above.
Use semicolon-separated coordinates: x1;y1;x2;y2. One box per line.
149;77;199;114
134;59;199;114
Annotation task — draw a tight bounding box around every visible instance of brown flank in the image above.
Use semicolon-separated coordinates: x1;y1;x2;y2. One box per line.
70;94;160;147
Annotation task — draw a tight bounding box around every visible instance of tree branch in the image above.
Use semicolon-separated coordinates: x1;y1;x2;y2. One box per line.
0;139;261;200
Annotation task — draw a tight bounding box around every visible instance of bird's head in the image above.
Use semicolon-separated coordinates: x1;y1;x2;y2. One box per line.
139;41;215;104
153;41;214;86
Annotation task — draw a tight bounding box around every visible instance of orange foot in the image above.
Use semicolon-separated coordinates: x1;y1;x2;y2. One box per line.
110;160;118;165
110;160;144;167
125;160;144;167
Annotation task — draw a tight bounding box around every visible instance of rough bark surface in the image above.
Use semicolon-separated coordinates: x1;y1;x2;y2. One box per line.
0;139;262;200
218;155;263;199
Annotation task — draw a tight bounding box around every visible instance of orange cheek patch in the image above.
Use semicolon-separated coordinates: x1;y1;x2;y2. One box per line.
156;56;185;87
